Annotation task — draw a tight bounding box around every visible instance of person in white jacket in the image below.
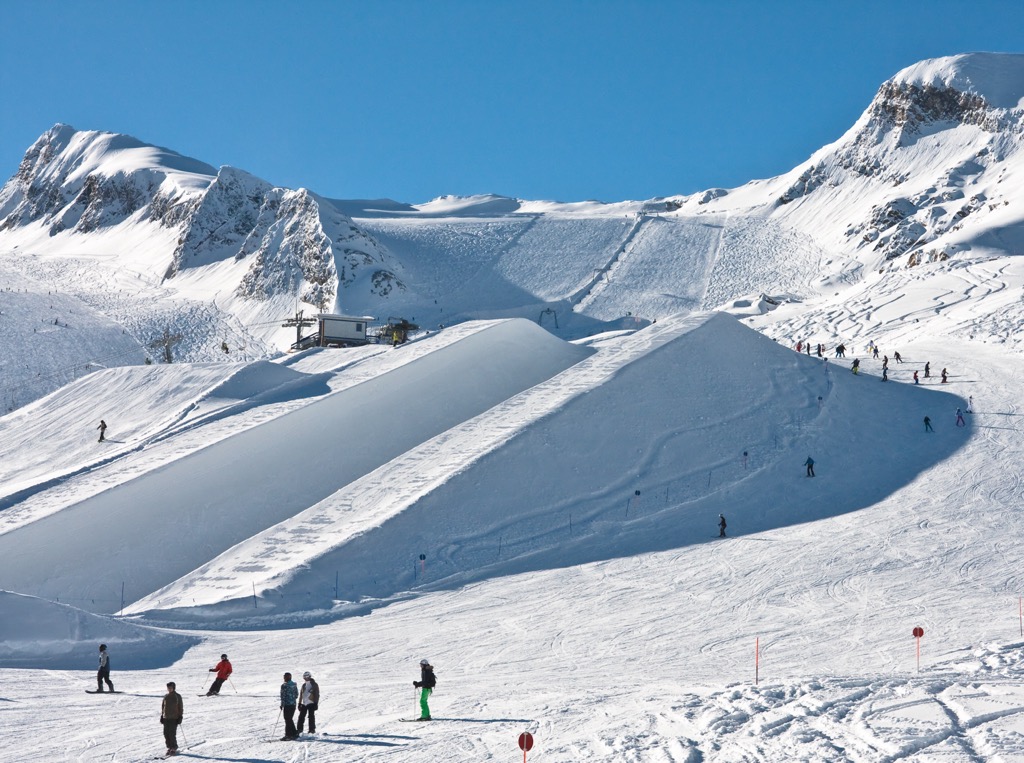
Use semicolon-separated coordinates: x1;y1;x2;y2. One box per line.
297;671;320;735
97;644;114;692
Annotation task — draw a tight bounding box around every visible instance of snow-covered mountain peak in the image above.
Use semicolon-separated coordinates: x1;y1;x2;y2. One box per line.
890;52;1024;110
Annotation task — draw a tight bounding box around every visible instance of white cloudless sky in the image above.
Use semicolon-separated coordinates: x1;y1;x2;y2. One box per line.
1;0;1021;203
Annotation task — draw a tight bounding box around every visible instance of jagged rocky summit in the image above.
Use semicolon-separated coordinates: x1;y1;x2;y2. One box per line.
0;124;404;311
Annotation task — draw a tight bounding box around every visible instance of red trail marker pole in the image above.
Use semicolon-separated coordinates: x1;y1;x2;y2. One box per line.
913;627;924;672
755;637;760;685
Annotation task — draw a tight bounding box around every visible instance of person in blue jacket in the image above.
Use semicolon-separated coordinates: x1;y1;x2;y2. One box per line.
804;456;815;477
280;672;299;740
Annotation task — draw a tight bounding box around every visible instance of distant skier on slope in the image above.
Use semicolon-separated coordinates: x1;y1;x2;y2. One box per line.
913;370;919;384
924;416;933;432
804;456;815;478
881;367;888;382
967;395;974;413
97;420;107;443
894;351;903;363
412;659;436;721
941;368;948;383
97;644;114;692
160;681;184;756
207;654;232;696
718;513;727;538
924;362;931;378
956;408;966;427
851;359;860;375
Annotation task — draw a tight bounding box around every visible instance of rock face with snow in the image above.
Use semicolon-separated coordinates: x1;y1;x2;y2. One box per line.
765;53;1024;265
0;124;404;312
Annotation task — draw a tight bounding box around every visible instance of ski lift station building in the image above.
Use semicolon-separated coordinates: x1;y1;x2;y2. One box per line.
316;313;374;347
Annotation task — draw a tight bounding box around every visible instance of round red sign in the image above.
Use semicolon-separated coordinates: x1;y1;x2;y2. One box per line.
518;732;534;751
913;627;924;638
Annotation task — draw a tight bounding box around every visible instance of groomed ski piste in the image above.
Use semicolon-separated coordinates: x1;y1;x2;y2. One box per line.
3;250;1024;761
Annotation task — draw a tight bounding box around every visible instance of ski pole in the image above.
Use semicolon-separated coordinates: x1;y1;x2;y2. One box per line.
271;707;282;738
228;676;238;694
200;672;209;691
179;722;188;748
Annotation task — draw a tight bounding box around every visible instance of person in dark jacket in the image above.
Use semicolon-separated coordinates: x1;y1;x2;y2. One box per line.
97;420;107;443
297;671;320;734
97;644;114;692
280;673;299;740
804;456;815;477
207;654;232;695
924;416;933;432
161;682;184;756
718;514;727;538
413;659;436;720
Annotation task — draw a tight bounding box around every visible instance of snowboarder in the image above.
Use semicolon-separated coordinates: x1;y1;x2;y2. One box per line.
207;654;232;695
924;416;933;432
97;420;107;443
956;408;965;427
894;351;903;363
924;362;931;378
97;644;114;692
413;658;436;721
297;671;320;735
941;367;948;383
718;513;727;538
161;681;183;756
851;359;860;375
280;672;299;740
804;456;815;477
913;370;919;384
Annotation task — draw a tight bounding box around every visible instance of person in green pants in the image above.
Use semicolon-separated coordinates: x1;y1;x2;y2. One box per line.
413;659;436;720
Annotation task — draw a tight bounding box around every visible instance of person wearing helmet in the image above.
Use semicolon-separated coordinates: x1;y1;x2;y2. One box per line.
207;654;232;696
97;644;114;692
297;671;320;735
412;659;436;720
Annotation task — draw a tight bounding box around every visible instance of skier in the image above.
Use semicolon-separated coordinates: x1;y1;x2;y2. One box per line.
967;395;974;413
97;420;107;443
817;344;823;357
924;416;933;432
280;672;299;740
851;359;860;375
805;343;811;356
297;671;320;735
413;658;436;721
718;513;727;538
207;654;232;695
804;456;815;478
941;367;948;383
882;355;889;369
796;341;802;353
872;346;879;359
160;681;184;756
97;644;114;692
956;408;965;427
924;362;931;378
881;367;888;382
913;370;919;384
894;351;903;363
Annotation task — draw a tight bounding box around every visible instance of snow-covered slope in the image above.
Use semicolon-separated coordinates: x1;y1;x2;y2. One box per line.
4;52;1024;763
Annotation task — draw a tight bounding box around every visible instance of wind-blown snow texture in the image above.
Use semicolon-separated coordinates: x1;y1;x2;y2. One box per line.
2;53;1024;762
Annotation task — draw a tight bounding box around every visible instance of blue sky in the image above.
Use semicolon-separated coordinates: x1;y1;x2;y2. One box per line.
1;0;1021;204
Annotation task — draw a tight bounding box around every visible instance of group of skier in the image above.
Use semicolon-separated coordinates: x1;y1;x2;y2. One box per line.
89;644;434;757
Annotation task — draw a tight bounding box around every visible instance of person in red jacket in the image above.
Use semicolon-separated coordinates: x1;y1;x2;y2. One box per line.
207;654;232;696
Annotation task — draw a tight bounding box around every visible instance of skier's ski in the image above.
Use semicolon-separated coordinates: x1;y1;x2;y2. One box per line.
196;693;222;697
85;690;123;694
399;718;433;722
151;740;205;758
